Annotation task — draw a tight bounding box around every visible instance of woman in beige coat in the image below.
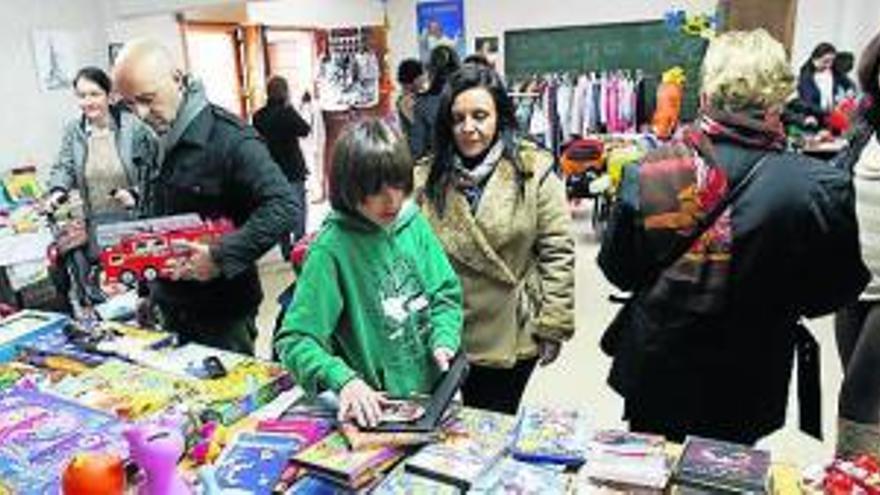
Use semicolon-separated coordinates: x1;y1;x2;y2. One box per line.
416;64;575;414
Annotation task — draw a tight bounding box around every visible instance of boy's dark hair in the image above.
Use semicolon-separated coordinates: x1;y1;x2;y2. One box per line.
329;118;414;217
267;76;290;104
834;51;855;75
397;58;424;85
73;66;111;94
859;32;880;128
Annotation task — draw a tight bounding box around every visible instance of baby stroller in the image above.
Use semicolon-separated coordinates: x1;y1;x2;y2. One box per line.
45;192;106;315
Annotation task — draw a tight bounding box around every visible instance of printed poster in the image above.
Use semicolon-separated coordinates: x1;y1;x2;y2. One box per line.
416;0;466;62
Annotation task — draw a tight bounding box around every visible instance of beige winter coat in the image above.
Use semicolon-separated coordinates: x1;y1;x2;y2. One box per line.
415;142;575;368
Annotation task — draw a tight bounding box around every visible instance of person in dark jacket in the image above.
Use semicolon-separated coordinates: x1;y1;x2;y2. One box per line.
598;29;869;444
253;75;310;259
113;39;298;355
396;58;425;145
834;31;880;459
410;45;460;159
797;42;856;125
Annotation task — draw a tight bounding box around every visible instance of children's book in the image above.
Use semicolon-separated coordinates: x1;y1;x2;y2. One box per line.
0;387;127;495
291;431;403;489
586;430;670;489
470;456;572;494
284;474;352;494
214;432;304;495
255;417;334;493
404;408;518;490
511;406;590;466
50;358;195;420
674;436;771;494
371;464;459;495
339;422;440;451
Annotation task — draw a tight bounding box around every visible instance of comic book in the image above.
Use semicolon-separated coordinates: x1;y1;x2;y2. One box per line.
291;431;403;489
371;464;459;495
470;456;572;494
255;417;334;493
404;408;517;490
511;406;590;466
674;436;771;494
50;359;195;420
213;432;304;494
585;430;670;489
0;387;127;495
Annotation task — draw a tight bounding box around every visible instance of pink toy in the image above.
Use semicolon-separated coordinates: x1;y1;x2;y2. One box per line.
123;420;192;495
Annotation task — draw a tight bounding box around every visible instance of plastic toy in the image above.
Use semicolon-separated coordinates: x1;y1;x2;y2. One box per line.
652;67;686;140
123;420;191;495
98;216;234;285
824;455;880;495
190;420;229;466
61;453;125;495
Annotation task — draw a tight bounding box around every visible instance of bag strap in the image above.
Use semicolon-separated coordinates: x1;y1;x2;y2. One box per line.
632;152;773;294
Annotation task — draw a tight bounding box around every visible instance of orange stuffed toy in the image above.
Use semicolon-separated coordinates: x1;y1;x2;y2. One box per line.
652;67;686;139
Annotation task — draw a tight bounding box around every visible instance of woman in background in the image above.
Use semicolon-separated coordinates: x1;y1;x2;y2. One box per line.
410;45;460;159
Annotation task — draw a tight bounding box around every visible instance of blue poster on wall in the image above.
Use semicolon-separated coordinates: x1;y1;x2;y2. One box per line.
416;0;466;62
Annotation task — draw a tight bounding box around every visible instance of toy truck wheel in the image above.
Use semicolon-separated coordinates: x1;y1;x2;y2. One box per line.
143;267;158;281
120;270;136;286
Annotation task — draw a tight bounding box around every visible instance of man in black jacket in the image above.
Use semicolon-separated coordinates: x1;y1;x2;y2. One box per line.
253;76;310;260
112;39;299;354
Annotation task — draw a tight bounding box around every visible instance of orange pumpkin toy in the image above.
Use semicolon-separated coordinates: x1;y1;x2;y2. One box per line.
62;453;125;495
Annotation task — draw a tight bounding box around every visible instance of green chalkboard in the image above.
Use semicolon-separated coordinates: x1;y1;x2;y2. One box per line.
504;20;708;120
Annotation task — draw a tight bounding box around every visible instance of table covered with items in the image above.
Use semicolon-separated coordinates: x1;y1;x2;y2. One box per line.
0;310;868;494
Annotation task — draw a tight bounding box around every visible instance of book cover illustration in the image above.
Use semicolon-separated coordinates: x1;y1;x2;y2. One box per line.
675;436;771;493
512;407;590;466
371;464;459;495
281;390;340;421
0;387;127;495
340;422;440;450
284;474;352;494
292;431;403;489
51;359;195;420
586;430;670;489
255;417;334;493
143;342;248;379
214;432;302;494
470;456;571;494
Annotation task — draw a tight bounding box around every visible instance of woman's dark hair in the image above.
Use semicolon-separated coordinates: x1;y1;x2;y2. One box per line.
425;45;460;95
73;66;111;94
397;58;424;85
329;118;414;218
801;42;837;75
463;53;491;67
267;76;290;105
858;32;880;128
426;63;521;213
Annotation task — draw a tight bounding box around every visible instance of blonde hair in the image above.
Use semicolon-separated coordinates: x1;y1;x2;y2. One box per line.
701;29;794;112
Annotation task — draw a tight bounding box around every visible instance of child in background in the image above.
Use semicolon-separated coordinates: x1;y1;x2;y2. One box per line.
275;118;462;428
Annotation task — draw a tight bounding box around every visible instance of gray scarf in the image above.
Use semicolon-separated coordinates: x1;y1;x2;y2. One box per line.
160;77;209;158
453;140;504;186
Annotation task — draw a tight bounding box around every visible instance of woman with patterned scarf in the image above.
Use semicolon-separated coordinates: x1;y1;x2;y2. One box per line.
598;29;868;444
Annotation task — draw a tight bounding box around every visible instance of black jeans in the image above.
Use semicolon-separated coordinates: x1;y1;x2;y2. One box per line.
278;180;307;262
461;357;538;415
836;301;880;423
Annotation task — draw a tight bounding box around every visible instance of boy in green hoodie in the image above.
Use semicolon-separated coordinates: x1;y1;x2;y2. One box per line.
275;118;462;428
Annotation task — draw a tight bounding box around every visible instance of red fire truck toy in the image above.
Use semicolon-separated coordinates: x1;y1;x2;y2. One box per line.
97;215;234;286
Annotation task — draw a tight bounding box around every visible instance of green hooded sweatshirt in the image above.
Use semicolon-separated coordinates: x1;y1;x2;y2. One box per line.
276;202;463;397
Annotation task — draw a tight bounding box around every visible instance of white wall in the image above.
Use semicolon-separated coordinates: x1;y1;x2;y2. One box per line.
114;0;242;18
792;0;880;77
246;0;385;28
106;13;186;67
0;0;110;173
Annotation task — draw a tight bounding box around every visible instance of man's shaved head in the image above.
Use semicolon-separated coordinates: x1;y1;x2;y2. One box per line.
112;39;184;135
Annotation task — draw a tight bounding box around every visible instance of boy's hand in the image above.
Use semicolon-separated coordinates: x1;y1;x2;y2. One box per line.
433;347;455;372
338;378;387;428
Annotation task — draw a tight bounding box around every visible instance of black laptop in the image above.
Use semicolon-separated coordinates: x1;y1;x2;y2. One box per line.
364;351;469;433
